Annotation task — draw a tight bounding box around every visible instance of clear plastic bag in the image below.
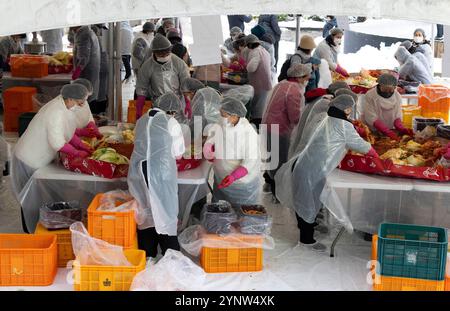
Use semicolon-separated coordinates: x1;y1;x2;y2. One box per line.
238;205;273;235
97;190;147;226
200;201;237;234
70;222;131;266
39;201;82;230
179;225;275;257
130;250;206;291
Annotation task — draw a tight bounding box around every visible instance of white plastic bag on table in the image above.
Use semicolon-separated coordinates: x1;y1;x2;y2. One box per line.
130;250;206;291
70;222;131;266
97;190;147;226
179;225;275;257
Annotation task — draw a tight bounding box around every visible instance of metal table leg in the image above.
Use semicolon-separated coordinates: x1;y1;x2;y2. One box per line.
330;227;346;257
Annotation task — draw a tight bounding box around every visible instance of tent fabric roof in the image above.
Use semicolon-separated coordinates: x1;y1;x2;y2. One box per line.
1;0;449;36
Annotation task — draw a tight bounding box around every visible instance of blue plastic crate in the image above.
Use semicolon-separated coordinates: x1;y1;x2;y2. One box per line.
377;223;448;281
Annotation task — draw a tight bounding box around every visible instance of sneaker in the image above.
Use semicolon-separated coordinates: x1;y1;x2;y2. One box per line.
300;241;327;253
314;224;329;235
435;36;444;41
262;183;272;194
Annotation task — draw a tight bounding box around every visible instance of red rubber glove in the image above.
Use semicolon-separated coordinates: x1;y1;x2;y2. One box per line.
69;134;93;154
59;143;89;158
203;143;215;162
218;166;248;189
305;88;328;102
76;122;103;138
136;96;146;120
444;143;450;160
335;65;350;77
184;95;192;119
374;119;400;141
394;118;414;136
366;147;380;158
229;57;246;71
355;126;367;138
72;66;82;80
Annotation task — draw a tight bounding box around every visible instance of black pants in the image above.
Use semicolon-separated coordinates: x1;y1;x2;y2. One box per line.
437;24;444;38
89;99;108;115
295;213;316;244
274;40;279;69
21;208;29;233
137;227;180;258
122;55;132;80
263;172;276;196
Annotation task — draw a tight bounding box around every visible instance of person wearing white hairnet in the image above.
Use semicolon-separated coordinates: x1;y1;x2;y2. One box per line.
12;84;92;232
275;95;379;252
181;78;206;119
224;26;243;55
71;26;101;105
39;29;64;54
128;92;185;258
132;22;155;78
0;34;24;71
395;46;433;85
362;73;413;141
189;87;222;144
261;63;311;195
243;34;273;128
204;97;261;206
288;81;350;159
313;28;349;78
71;79;103;139
135;34;190;119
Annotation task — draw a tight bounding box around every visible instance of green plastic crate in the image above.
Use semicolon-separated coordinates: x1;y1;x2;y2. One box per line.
377;223;448;281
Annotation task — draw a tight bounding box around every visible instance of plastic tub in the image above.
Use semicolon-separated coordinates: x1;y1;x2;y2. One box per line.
239;205;271;235
413;117;444;132
437;125;450;139
39;201;82;230
202;201;237;234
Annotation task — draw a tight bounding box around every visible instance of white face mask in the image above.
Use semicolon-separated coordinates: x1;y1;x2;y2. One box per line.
220;116;232;127
334;38;342;46
69;105;82;112
157;55;171;63
414;36;423;43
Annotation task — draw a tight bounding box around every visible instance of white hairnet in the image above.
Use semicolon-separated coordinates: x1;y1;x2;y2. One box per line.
287;63;312;78
377;73;398;86
154;92;182;112
330;94;355;111
230;26;242;35
327;81;350;95
245;34;260;45
222;85;254;105
334;89;358;103
151;34;172;51
181;78;205;93
221;97;247;117
72;78;93;94
395;46;410;65
143;22;155;33
191;87;222;124
61;84;89;100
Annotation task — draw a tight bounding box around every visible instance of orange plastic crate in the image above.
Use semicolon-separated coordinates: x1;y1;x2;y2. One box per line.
10;54;49;78
88;194;137;249
402;105;422;129
3;86;38;113
34;223;74;268
200;234;263;273
3;111;22;132
418;84;450;123
372;234;444;291
73;249;146;291
0;234;57;286
127;100;152;123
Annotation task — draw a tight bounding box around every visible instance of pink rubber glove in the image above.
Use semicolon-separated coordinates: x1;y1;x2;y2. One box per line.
203;143;215;162
374;119;400;141
218;166;248;189
184;95;192;119
335;65;350;77
394;118;414;136
136;96;146;120
366;147;380;158
69;134;93;154
355;126;367;138
86;121;103;138
59;143;89;158
75;121;103;138
72;66;82;80
444;143;450;160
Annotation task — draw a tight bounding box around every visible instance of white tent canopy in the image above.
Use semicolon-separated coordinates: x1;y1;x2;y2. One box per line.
1;0;450;36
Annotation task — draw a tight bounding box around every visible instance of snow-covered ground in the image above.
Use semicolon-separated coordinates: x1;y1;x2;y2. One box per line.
350;18;434;39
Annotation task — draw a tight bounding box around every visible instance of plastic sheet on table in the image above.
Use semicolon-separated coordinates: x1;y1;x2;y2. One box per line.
179;225;275;257
70;222;131;266
130;250;206;291
39;201;82;230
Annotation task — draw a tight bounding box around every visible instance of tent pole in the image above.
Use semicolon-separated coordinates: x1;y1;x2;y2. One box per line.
107;22;115;120
442;26;450;78
114;22;122;122
295;15;301;49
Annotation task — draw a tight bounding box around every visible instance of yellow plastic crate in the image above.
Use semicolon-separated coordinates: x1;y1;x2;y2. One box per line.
402;105;422;129
73;249;146;291
35;222;74;268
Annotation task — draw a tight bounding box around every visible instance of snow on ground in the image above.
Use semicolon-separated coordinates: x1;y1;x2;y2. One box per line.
350;18;434;39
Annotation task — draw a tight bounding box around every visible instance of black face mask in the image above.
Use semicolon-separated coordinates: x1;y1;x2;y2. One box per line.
377;85;395;99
